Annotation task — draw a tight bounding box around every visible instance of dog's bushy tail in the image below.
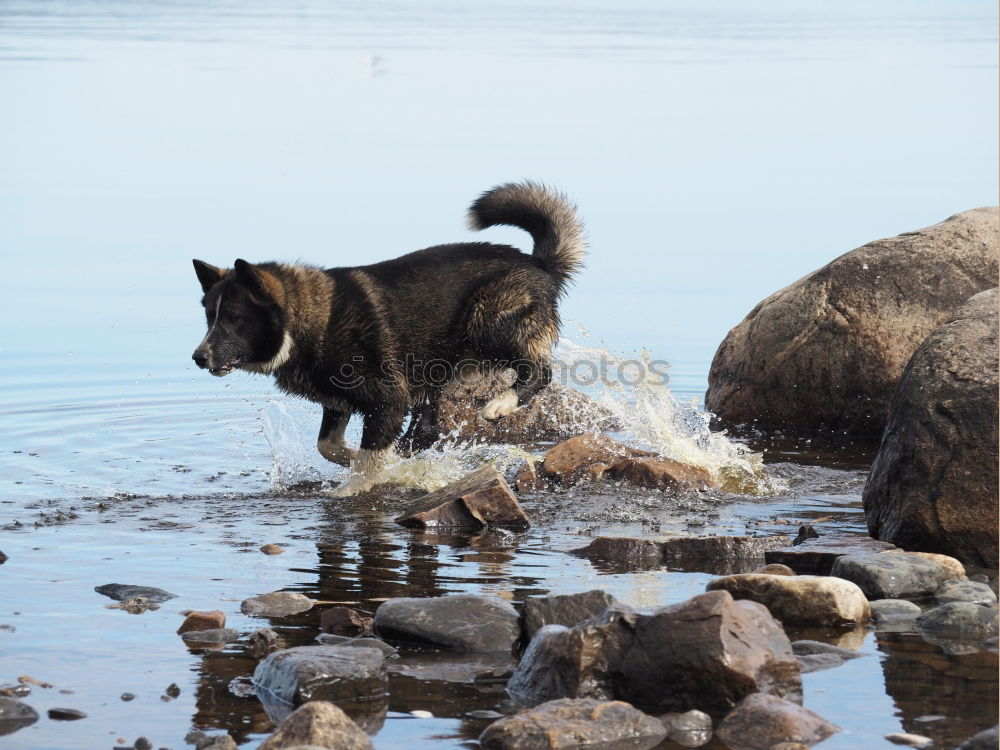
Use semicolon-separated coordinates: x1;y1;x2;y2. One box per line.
468;181;586;291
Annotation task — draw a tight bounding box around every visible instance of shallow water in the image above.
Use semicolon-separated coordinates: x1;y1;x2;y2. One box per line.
2;2;998;749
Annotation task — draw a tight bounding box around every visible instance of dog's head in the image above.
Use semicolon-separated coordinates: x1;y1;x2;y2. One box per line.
191;259;290;376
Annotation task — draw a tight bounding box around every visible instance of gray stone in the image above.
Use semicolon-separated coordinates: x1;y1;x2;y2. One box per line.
795;653;847;674
314;634;398;657
257;701;373;750
520;590;620;643
764;535;897;576
791;641;863;673
659;709;712;748
395;465;529;530
0;697;39;736
252;645;387;706
865;288;999;567
884;733;932;747
507;590;801;714
479;698;666;750
916;602;999;639
830;552;952;599
180;628;240;645
47;707;86;720
869;599;922;624
195;735;237;750
241;591;314;618
94;583;177;603
956;725;1000;750
706;207;999;435
374;595;519;653
936;580;998;605
715;693;840;750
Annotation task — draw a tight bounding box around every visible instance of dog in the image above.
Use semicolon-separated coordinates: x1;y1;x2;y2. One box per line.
191;181;585;495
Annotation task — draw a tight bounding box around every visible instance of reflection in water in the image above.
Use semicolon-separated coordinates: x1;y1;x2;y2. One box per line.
876;632;999;748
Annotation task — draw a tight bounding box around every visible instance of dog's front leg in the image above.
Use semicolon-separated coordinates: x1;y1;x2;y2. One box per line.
317;407;356;467
330;406;405;497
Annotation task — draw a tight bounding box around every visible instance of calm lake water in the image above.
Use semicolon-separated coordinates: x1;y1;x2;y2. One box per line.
1;2;997;749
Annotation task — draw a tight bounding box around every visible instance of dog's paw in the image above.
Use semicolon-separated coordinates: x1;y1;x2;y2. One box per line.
480;388;519;420
329;474;376;497
317;439;357;467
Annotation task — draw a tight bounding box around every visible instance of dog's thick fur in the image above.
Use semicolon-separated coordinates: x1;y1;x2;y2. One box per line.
192;182;585;494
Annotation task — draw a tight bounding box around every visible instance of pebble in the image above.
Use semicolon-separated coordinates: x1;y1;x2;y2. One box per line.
885;732;933;747
164;683;181;698
260;543;284;555
410;710;434;718
134;737;153;750
47;707;87;720
466;710;504;720
94;583;177;604
121;693;136;701
0;684;30;698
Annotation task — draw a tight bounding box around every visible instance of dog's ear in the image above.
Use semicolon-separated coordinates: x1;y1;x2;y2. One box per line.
193;259;226;293
233;259;285;307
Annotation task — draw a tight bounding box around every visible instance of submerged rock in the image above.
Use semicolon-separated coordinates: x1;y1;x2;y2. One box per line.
573;535;792;575
241;592;314;618
764;535;897;575
374;595;520;653
869;599;922;626
508;591;801;714
320;607;374;637
478;698;666;750
520;590;620;644
247;628;280;657
831;551;954;599
94;583;177;603
180;628;240;646
608;456;713;490
257;701;374;750
252;645;387;706
706;207;999;435
0;697;39;736
177;610;226;634
864;288;999;567
916;602;999;639
956;725;1000;750
395;465;529;530
715;693;840;750
707;573;870;626
315;634;398;657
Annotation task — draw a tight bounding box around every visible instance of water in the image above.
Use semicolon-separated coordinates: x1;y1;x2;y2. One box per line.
1;2;997;749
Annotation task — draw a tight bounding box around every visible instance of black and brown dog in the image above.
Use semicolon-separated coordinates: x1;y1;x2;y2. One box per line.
191;182;585;494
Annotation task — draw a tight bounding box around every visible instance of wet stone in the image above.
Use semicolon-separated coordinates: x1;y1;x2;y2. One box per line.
257;701;374;750
260;543;284;555
479;698;667;750
659;709;712;748
830;551;953;599
791;640;864;660
164;683;181;698
957;725;1000;750
315;634;398;657
936;580;998;605
659;535;793;574
870;599;922;624
916;602;999;639
180;628;240;645
608;456;714;490
792;525;819;546
753;563;796;576
133;737;152;750
247;628;280;657
541;433;653;484
241;591;314;618
715;693;840;750
0;685;30;698
320;606;374;637
177;610;226;634
885;732;933;747
0;696;39;735
252;645;387;706
764;535;898;575
395;465;529;530
520;590;620;644
195;734;237;750
706;572;870;625
375;595;520;653
94;583;177;604
47;707;87;720
571;537;666;570
120;693;135;701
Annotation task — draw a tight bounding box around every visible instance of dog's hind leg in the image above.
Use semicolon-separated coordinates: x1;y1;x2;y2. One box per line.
317;406;356;467
398;391;442;455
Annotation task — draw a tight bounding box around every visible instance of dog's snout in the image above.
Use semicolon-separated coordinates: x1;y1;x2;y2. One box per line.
192;349;209;369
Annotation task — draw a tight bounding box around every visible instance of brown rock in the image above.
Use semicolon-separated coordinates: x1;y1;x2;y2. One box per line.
257;701;373;750
252;645;387;706
508;591;802;714
764;535;897;575
513;462;550;493
241;592;314;618
659;536;793;574
570;537;667;571
706;574;870;626
395;465;529;529
609;456;714;489
520;590;620;644
864;288;999;567
177;610;226;635
479;698;666;750
754;564;796;576
715;693;839;750
260;544;284;555
541;433;652;483
319;607;374;637
707;207;999;435
439;374;619;445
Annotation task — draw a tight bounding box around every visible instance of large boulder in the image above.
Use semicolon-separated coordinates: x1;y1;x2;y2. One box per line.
507;591;801;714
715;693;840;750
706;208;999;435
864;288;999;567
374;595;520;653
252;645;387;706
706;573;870;626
